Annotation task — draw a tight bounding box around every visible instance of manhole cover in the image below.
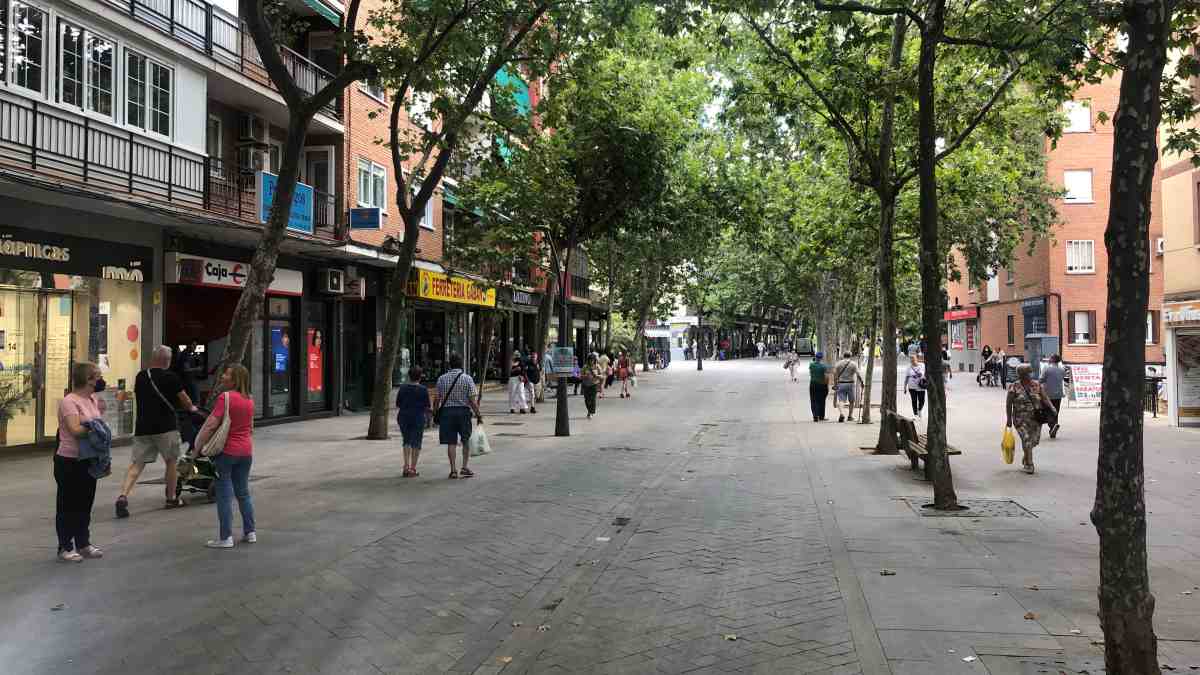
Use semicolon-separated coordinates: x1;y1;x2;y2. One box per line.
612;517;631;526
597;446;649;452
897;497;1037;518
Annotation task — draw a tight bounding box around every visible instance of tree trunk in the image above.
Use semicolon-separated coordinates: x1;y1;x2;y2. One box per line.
860;299;879;425
555;233;575;438
696;307;704;371
1091;3;1167;671
477;310;496;391
366;212;421;439
872;13;906;453
212;112;309;402
915;1;959;510
536;272;558;358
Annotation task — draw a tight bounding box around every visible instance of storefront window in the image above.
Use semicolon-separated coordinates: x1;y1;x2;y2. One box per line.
390;307;413;385
68;277;142;439
449;311;467;366
266;297;295;418
305;301;331;411
414;308;446;381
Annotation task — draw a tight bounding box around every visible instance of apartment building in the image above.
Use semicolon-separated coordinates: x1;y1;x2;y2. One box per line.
944;75;1165;381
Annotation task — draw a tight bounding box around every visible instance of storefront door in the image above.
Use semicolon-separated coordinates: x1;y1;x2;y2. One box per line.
0;287;73;447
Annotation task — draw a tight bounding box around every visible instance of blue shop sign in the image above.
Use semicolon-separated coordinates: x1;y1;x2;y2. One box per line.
349;207;382;230
257;171;314;235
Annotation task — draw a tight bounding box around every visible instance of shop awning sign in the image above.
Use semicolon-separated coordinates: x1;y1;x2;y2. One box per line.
0;224;152;282
349;207;382;230
410;269;495;307
257;171;314;235
943;307;978;321
166;253;303;296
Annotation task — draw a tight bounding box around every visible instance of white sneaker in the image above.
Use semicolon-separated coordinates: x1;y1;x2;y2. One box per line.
79;545;103;559
205;538;234;549
242;532;257;544
58;550;83;563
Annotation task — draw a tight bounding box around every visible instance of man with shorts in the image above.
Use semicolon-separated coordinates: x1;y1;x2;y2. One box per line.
434;354;484;479
831;351;864;423
1038;354;1068;438
116;345;199;517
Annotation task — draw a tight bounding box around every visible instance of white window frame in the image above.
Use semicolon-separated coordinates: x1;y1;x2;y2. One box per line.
357;158;387;213
206;114;222;175
266;138;283;174
125;49;172;139
58;20;117;119
1070;311;1095;345
1063;99;1091;133
1063;169;1094;203
1146;311;1157;345
9;1;48;95
1066;239;1096;274
358;78;386;103
420;193;435;230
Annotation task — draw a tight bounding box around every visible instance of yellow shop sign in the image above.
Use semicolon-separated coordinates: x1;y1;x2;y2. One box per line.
410;269;496;307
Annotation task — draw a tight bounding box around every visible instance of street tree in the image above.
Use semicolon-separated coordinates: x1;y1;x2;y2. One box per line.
215;0;373;389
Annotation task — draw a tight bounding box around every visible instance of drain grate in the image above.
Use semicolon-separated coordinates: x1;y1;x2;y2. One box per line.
489;421;524;427
494;432;525;437
897;496;1037;518
597;446;650;452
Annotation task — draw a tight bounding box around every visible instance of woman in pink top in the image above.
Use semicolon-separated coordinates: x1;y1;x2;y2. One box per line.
195;364;255;549
55;362;107;563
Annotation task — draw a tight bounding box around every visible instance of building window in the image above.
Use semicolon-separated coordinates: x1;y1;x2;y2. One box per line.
59;21;114;117
11;2;46;93
1146;310;1159;345
358;77;386;102
357;159;386;211
126;51;171;136
420;194;435;230
206;115;222;174
1068;310;1097;345
1066;239;1096;274
1006;268;1015;284
1063;169;1093;203
267;139;282;174
1006;315;1015;346
1064;100;1091;133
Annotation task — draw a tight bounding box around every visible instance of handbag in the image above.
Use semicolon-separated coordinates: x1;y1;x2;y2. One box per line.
433;371;465;424
200;393;231;458
1021;383;1058;426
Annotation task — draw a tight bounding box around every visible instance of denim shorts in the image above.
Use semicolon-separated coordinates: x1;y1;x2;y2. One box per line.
836;383;855;402
438;407;473;445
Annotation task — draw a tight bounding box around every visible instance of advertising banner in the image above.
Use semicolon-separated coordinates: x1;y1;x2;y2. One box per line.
257;171;314;235
1068;363;1103;406
410;269;496;307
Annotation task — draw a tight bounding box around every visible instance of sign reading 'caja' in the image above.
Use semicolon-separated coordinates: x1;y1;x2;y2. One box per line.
0;224;152;282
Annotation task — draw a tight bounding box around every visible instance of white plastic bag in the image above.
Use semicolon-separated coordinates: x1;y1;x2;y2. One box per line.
469;426;491;456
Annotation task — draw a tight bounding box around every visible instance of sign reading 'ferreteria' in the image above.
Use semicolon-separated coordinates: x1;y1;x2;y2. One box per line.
409;270;496;307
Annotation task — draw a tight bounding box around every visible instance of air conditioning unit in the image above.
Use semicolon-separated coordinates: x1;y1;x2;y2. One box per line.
238;113;267;144
236;145;266;171
319;268;344;294
1156;237;1165;256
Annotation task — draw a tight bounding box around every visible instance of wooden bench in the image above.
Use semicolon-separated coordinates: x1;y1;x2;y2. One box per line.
882;409;962;481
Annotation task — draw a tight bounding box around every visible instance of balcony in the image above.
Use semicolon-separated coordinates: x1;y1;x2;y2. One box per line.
569;274;591;300
102;0;341;119
0;89;341;234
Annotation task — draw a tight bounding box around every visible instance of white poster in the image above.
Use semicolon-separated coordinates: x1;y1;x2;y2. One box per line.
1068;363;1103;407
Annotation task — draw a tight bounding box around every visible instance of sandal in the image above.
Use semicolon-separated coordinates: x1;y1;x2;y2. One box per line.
448;470;459;480
164;497;185;509
459;468;475;478
402;468;413;478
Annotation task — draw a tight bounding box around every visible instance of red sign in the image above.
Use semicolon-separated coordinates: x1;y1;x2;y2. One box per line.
965;321;976;350
943;307;978;321
307;328;324;393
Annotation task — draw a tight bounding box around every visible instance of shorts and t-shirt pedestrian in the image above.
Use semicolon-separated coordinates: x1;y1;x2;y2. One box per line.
132;368;186;464
434;356;484;480
395;369;431;478
831;355;863;423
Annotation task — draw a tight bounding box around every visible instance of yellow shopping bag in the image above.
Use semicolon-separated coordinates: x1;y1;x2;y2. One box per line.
1001;427;1016;464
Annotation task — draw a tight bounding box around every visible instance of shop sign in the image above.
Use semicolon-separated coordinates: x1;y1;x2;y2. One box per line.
165;253;303;296
512;290;538;306
1068;363;1103;406
0;224;152;282
1164;303;1200;325
410;269;496;307
1021;297;1046;310
943;307;978;321
257;171;314;235
349;207;381;230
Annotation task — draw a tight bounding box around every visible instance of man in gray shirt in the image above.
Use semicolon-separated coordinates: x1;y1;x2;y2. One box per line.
1038;354;1068;438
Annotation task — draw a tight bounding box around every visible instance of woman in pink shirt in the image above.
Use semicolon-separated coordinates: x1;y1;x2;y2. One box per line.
55;362;107;562
195;364;255;549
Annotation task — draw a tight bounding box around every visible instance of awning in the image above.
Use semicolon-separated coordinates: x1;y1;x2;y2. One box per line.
302;0;342;26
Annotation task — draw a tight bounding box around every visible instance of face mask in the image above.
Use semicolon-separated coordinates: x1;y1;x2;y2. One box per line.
93;378;107;393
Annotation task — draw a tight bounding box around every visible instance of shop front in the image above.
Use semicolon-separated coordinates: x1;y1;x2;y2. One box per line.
1164;300;1200;427
943;307;980;374
0;225;153;448
497;288;542;379
405;268;496;382
163;249;336;421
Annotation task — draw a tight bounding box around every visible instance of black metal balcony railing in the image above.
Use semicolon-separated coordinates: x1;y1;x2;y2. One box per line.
103;0;341;120
0;90;341;232
570;274;590;300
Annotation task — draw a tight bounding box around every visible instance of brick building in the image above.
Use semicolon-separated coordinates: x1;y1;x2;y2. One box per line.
944;75;1165;379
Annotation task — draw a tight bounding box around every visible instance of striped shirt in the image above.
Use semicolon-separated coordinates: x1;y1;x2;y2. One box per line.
436;369;477;408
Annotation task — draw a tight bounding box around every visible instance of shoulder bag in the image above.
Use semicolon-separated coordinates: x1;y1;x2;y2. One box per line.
143;369;179;431
200;393;232;457
1021;382;1057;427
433;371;465;425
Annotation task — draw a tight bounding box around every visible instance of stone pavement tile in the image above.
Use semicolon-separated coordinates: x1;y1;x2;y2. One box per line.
865;584;1049;634
855;566;1001;594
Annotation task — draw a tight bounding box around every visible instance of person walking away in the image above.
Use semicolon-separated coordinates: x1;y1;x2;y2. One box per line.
581;353;602;419
831;352;864;423
1006;364;1054;474
980;344;993;382
808;353;830;422
54;362;108;562
1038;354;1067;438
905;355;928;418
395;366;431;477
508;353;529;414
788;351;800;383
524;353;541;413
604;352;616;393
597;351;611;398
941;344;952;380
433;354;484;479
572;352;583;396
196;365;256;548
116;345;200;518
617;353;633;398
906;340;919;360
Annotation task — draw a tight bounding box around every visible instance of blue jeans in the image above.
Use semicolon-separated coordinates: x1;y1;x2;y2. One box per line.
213;454;255;541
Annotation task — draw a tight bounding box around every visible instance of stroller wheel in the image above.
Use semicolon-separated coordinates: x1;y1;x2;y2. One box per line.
206;483;217;504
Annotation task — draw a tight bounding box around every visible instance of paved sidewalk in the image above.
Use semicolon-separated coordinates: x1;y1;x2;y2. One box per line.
1;359;1197;674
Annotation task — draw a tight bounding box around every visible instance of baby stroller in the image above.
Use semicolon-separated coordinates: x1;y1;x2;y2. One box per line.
174;407;218;504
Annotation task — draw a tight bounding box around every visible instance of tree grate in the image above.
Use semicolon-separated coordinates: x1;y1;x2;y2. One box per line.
897;497;1037;518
